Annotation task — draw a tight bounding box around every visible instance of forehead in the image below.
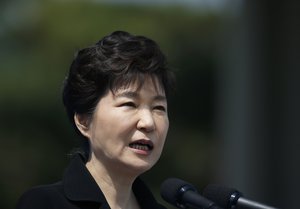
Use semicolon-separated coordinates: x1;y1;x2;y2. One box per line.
111;75;165;96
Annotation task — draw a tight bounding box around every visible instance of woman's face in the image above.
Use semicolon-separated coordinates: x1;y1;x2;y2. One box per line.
85;77;169;175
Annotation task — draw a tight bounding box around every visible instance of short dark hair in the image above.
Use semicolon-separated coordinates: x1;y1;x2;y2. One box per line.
62;31;175;155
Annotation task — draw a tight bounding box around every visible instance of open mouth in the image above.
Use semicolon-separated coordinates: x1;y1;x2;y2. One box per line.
129;140;154;151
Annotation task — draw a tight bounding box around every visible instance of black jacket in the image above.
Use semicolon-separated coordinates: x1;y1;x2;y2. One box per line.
16;154;166;209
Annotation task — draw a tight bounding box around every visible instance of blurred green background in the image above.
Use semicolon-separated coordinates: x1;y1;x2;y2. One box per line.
1;1;299;209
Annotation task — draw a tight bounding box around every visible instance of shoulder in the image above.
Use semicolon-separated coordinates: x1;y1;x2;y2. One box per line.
16;182;64;209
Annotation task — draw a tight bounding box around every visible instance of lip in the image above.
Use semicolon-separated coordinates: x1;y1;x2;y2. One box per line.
128;139;154;155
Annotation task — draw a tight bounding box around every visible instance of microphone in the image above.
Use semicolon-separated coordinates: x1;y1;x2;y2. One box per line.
160;178;223;209
202;184;279;209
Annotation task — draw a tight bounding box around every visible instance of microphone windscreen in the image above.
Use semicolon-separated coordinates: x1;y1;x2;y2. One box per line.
160;178;193;206
202;184;240;208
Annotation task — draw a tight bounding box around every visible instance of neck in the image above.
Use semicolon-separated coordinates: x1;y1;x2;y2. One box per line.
85;154;140;209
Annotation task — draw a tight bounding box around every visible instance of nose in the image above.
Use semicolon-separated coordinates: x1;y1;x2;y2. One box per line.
137;109;155;132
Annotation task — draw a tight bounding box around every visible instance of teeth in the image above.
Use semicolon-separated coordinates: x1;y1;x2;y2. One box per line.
129;143;151;151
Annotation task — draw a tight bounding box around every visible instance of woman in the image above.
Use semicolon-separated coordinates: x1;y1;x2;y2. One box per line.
16;31;175;209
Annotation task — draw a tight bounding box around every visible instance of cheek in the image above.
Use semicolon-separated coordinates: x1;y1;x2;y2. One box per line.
102;114;136;141
158;118;169;141
88;116;118;144
163;117;169;133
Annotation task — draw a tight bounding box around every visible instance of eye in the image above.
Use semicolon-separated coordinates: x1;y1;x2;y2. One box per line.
154;105;167;112
120;102;136;108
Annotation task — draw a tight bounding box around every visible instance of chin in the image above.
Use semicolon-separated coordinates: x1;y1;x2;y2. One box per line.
126;161;156;176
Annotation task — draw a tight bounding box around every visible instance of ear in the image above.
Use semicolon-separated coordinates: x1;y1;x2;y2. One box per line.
74;113;91;139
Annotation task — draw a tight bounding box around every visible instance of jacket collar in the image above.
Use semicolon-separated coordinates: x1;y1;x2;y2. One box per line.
133;178;164;209
62;153;164;209
63;153;109;206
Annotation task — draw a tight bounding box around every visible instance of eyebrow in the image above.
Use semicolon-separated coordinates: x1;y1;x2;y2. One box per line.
115;91;167;102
